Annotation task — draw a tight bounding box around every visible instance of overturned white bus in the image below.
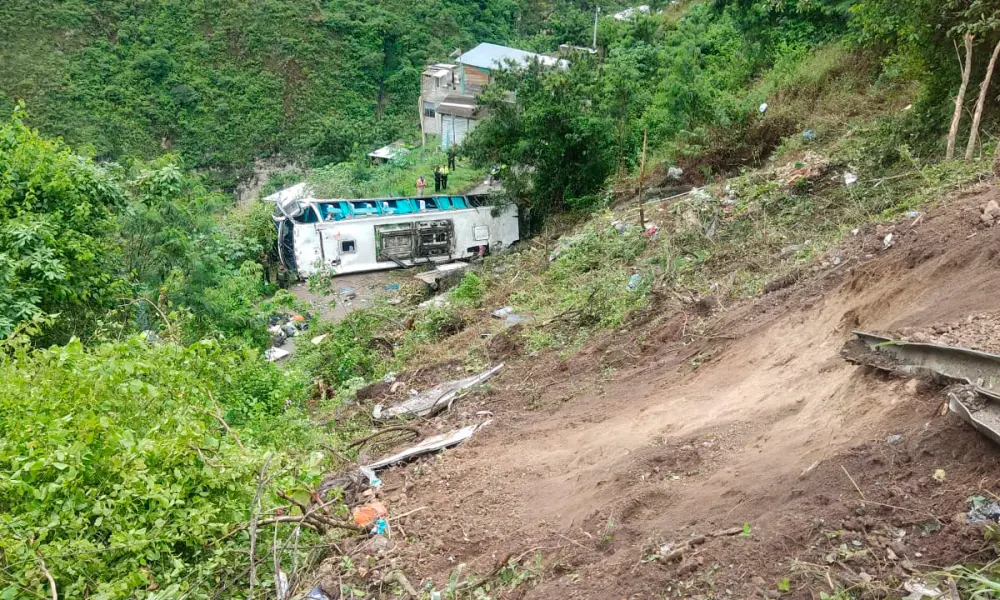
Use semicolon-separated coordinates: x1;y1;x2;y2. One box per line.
265;183;520;277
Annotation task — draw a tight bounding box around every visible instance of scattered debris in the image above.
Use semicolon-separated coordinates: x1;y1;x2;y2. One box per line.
774;151;829;187
844;172;858;186
304;586;331;600
656;526;747;564
339;286;357;300
802;129;817;141
265;347;291;362
932;469;946;482
759;102;768;113
843;331;1000;446
627;273;643;291
667;166;684;180
268;313;310;347
373;364;504;420
902;578;943;600
311;334;328;345
967;496;1000;524
384;283;401;291
883;233;894;250
492;306;514;319
980;199;1000;225
352;501;388;527
418;294;451;309
365;422;490;470
886;434;902;445
414;262;469;288
359;465;382;488
504;313;532;328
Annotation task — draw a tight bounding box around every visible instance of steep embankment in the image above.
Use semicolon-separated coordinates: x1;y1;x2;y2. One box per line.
338;185;1000;598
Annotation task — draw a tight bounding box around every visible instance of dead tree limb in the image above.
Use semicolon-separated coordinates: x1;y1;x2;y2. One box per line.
207;390;246;451
35;552;57;600
967;38;1000;159
347;426;422;450
948;34;974;159
248;456;273;600
381;570;420;598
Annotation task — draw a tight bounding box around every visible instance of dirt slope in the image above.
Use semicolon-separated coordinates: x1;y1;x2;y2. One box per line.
369;186;1000;598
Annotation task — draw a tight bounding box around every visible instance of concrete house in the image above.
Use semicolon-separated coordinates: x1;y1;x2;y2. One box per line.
419;43;568;150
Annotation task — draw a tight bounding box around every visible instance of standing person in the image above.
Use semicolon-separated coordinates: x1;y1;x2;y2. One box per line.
448;146;456;170
440;164;449;190
433;166;441;193
416;175;427;196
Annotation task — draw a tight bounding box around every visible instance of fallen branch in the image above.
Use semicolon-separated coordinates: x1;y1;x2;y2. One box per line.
381;570;419;598
388;506;428;522
36;552;57;600
207;390;246;451
277;491;310;514
841;465;867;502
248;455;273;600
347;426;422;450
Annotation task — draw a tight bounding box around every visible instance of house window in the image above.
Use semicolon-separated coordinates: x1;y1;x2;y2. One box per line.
341;240;356;254
423;101;435;118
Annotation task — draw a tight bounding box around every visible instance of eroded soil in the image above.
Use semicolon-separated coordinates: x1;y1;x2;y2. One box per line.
325;186;1000;599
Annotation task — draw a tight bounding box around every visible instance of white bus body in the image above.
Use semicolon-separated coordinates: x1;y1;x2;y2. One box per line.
266;183;519;277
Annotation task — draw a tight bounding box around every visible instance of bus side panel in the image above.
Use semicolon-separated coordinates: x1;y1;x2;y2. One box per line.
293;223;323;276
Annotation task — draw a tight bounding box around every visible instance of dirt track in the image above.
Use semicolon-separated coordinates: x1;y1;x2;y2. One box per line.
363;187;1000;598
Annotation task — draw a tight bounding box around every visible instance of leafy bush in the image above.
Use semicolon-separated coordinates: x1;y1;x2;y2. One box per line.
293;307;399;387
0;335;322;599
0;108;127;341
451;271;486;305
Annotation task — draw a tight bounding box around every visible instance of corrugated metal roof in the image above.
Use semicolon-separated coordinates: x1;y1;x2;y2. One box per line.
367;142;408;160
436;94;479;118
457;42;566;70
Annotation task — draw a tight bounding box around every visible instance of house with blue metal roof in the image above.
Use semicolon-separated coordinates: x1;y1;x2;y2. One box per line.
420;43;569;150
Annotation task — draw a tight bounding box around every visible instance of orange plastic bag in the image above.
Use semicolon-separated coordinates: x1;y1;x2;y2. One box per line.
352;501;388;527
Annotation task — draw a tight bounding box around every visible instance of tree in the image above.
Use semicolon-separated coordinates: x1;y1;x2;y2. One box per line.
464;57;616;228
0;107;125;340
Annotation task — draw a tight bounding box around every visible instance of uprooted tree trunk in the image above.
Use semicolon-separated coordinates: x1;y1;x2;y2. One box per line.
967;39;1000;159
948;34;974;160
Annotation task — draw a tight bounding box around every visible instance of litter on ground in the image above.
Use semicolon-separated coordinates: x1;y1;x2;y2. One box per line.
373;364;504;420
364;422;490;470
265;347;290;362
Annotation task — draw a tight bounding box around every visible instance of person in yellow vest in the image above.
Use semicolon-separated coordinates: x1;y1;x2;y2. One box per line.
440;165;449;190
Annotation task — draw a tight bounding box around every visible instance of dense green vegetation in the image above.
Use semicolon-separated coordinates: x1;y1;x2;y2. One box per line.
6;0;1000;598
0;0;619;182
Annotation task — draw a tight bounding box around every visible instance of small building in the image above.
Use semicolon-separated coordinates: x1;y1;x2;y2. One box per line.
437;95;480;150
614;5;651;21
367;141;409;165
419;43;568;150
420;64;459;136
455;43;566;95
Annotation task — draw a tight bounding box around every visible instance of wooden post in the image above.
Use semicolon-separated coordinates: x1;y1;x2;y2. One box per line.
419;95;426;148
637;128;647;230
947;34;974;160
